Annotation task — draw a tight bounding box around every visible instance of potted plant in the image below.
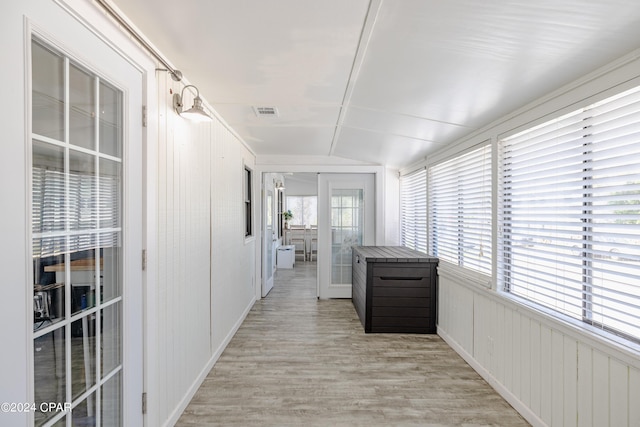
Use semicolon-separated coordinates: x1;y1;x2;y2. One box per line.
283;210;293;229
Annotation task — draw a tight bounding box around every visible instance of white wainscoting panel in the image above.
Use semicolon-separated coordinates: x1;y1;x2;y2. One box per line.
438;272;474;353
438;270;640;427
153;72;256;426
630;367;640;425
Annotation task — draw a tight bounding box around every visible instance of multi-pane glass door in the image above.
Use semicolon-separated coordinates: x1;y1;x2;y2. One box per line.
318;173;375;299
31;38;123;427
331;189;364;284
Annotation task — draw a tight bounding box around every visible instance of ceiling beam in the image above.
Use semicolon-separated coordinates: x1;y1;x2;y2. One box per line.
328;0;384;156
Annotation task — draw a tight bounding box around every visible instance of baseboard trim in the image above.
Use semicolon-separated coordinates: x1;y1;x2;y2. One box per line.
163;297;256;427
437;327;548;427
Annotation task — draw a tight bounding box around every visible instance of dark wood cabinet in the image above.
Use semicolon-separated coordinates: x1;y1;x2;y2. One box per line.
352;246;438;333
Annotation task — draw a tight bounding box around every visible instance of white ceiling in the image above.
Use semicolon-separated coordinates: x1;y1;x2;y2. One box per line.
112;0;640;168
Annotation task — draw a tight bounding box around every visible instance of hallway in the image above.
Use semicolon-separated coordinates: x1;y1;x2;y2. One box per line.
177;262;529;426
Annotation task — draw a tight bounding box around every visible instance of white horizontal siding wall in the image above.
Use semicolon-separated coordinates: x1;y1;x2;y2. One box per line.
153;72;256;426
438;272;640;427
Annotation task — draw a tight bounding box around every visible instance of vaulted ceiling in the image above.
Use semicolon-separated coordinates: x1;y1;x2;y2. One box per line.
112;0;640;168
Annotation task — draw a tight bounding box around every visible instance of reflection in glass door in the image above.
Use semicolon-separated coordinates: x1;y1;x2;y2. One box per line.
331;189;364;284
31;38;123;427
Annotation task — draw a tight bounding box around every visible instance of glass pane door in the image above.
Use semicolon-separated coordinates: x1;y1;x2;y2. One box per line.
32;38;123;427
266;190;274;281
318;173;375;299
331;189;364;284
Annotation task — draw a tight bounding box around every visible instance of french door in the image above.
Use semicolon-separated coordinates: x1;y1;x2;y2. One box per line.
30;22;143;427
263;185;275;297
318;174;375;299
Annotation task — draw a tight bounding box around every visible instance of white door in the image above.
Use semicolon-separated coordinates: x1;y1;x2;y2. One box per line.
29;16;143;427
318;174;375;299
262;184;275;296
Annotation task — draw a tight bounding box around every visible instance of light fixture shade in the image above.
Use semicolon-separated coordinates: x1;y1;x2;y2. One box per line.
173;85;213;122
179;96;212;122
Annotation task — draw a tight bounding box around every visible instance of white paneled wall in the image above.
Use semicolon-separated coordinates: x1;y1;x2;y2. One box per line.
438;271;640;427
209;115;256;352
151;72;256;427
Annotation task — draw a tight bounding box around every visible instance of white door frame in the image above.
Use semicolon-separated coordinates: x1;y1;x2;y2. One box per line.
262;174;276;297
23;2;151;424
254;165;385;301
51;2;160;424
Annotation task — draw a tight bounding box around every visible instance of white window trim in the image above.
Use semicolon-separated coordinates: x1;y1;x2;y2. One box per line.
243;164;254;241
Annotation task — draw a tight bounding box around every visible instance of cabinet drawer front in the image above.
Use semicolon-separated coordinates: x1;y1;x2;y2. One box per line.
372;276;429;289
372;264;431;279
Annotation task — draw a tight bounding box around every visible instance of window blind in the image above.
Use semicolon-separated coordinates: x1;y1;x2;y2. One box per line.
32;166;119;258
400;168;427;253
499;86;640;343
32;167;66;257
429;144;492;274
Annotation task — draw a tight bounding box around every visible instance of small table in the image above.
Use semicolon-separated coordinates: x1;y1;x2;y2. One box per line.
44;258;103;285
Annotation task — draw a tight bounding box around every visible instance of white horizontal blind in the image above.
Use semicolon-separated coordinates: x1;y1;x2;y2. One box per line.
32;165;119;257
68;171;97;231
400;168;427;253
429;144;491;274
499;86;640;342
32;167;66;257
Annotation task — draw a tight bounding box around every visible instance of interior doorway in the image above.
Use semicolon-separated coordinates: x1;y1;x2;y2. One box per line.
263;172;319;298
261;171;377;300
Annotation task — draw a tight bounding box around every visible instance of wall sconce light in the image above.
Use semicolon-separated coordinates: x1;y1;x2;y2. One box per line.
173;84;212;122
275;181;285;191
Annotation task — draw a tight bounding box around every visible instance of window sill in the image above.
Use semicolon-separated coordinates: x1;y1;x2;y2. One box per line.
500;291;640;365
436;261;491;289
437;265;640;368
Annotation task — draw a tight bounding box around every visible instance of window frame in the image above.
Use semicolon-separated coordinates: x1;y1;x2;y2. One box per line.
498;85;640;344
285;195;317;227
243;165;253;238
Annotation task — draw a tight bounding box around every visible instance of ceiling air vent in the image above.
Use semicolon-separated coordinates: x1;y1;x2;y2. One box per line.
253;106;279;117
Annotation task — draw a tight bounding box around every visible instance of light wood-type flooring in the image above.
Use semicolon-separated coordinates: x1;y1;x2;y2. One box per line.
177;262;530;427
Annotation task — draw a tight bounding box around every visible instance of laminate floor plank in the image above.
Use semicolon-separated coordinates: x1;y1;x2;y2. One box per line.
177;262;529;426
